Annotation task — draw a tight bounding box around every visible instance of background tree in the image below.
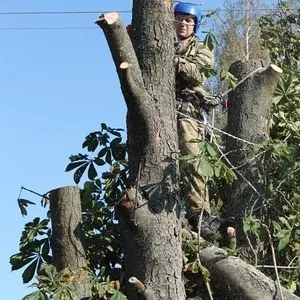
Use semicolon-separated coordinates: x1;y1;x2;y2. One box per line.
213;0;270;73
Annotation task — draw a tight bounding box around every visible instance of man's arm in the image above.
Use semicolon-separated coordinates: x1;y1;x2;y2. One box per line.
175;43;213;86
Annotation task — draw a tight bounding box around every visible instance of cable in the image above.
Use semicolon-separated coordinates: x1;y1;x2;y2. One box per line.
0;6;297;31
0;10;132;15
0;7;298;15
0;26;97;30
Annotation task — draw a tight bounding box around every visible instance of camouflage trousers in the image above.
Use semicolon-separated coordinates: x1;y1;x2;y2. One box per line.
178;116;211;218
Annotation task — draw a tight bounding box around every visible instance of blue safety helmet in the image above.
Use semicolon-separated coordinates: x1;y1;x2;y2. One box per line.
174;3;201;33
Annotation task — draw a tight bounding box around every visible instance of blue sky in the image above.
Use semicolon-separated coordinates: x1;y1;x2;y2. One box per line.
0;0;252;298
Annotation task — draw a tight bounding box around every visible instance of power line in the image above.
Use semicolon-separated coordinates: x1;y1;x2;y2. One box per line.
0;26;97;31
0;10;132;15
0;7;298;16
0;7;297;31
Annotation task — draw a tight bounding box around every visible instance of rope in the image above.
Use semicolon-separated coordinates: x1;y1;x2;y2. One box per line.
177;111;255;145
221;67;266;97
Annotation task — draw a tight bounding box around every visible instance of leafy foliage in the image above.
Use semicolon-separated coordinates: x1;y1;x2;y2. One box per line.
11;124;128;299
180;140;236;183
260;0;300;66
66;124;128;277
240;1;300;294
22;264;127;300
18;198;36;216
10;217;52;283
182;234;212;299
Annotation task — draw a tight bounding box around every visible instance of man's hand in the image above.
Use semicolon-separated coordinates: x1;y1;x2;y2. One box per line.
174;56;179;71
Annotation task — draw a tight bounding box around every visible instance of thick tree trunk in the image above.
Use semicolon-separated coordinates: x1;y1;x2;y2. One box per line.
49;186;91;299
200;245;300;300
224;60;282;244
96;1;185;299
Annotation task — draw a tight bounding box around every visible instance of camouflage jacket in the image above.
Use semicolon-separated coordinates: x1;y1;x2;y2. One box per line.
175;35;213;95
175;36;214;118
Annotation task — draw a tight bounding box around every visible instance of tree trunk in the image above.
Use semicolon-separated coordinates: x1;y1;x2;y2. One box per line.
49;186;91;299
200;245;300;300
96;1;185;299
224;60;282;244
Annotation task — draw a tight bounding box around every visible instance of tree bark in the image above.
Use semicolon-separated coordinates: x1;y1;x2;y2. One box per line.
96;2;185;299
199;245;300;300
224;60;282;244
49;186;91;299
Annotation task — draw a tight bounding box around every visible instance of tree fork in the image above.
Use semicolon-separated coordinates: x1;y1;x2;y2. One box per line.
96;7;184;300
96;12;153;182
49;186;91;299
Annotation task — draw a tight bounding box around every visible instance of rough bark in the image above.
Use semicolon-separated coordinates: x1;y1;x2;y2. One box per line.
96;2;185;299
224;60;282;244
199;245;300;300
96;6;288;300
49;186;91;299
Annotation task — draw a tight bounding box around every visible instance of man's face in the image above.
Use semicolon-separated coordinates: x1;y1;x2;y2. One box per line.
174;14;195;40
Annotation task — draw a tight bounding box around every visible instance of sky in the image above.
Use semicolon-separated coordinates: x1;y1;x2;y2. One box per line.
0;0;266;298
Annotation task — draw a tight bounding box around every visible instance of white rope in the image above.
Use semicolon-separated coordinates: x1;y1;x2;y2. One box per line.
177;111;255;145
221;67;266;97
210;133;266;200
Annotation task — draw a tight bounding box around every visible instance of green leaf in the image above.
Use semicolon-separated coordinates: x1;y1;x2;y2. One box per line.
278;216;292;229
94;157;105;166
95;179;102;189
105;150;112;165
111;137;122;146
98;147;108;158
206;143;216;157
101;123;108;131
22;257;39;283
203;32;214;51
184;260;201;274
82;133;99;152
112;144;127;161
107;128;122;137
88;162;98;181
110;291;126;300
272;220;282;231
22;291;48;300
73;163;89;184
18;198;36;206
288;280;297;293
65;160;87;172
18;198;36;216
278;233;290;251
41;239;50;256
69;153;88;162
199;157;214;178
214;163;221;178
10;253;35;271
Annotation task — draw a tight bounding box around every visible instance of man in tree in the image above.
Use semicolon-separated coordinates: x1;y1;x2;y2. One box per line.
174;3;220;240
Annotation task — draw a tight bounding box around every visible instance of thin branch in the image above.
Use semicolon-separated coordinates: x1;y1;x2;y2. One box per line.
261;223;285;300
245;231;258;266
257;265;297;270
21;186;50;199
276;190;298;214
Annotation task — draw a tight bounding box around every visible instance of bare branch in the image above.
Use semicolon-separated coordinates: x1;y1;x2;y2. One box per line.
95;12;151;114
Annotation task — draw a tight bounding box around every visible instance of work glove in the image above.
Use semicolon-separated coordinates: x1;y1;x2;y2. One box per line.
197;92;223;107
